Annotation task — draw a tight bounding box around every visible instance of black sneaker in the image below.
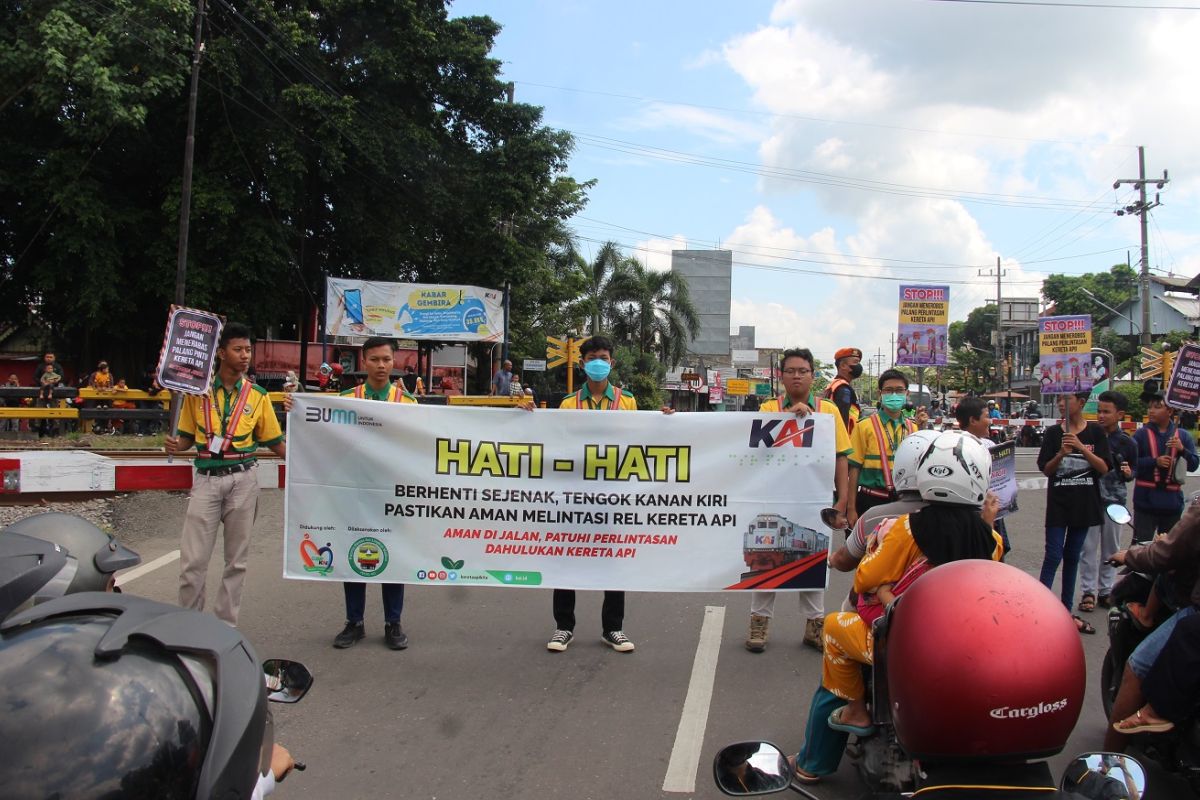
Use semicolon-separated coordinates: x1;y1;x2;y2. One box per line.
384;622;409;650
333;621;365;649
601;630;635;652
546;629;574;652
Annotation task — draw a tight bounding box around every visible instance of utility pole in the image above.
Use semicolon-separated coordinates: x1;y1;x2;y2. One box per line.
979;256;1006;394
1114;146;1169;347
889;334;895;369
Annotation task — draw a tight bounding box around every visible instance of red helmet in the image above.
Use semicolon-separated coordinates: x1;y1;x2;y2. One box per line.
885;560;1084;762
331;363;344;375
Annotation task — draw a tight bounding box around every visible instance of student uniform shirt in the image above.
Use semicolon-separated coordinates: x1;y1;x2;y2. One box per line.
849;413;916;489
559;383;637;411
759;393;852;458
177;377;284;470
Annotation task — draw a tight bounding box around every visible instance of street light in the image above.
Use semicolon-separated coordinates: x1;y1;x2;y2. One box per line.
1081;288;1140;337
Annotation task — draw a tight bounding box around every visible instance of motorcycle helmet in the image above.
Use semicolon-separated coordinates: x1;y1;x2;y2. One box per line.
886;560;1084;761
0;592;270;798
0;530;69;619
914;431;991;506
892;429;941;494
4;512;140;595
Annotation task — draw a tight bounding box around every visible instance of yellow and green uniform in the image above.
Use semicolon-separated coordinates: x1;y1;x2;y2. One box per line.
559;383;637;411
849;412;917;490
760;393;852;457
177;376;284;470
342;382;417;404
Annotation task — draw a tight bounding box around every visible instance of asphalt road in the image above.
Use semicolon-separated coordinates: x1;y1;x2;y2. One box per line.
104;448;1195;800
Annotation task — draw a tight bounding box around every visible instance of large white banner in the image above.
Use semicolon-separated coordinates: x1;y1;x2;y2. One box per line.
326;277;504;342
284;396;835;591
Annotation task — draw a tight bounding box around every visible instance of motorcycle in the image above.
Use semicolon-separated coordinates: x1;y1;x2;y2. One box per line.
263;658;314;774
1100;503;1200;794
712;742;1146;798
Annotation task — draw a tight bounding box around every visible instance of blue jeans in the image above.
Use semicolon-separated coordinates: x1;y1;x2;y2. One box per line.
1039;525;1090;610
1129;605;1198;679
344;582;405;624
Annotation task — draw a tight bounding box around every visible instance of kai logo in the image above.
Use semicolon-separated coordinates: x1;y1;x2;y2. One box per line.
299;533;334;576
348;537;389;577
305;407;358;425
748;417;815;448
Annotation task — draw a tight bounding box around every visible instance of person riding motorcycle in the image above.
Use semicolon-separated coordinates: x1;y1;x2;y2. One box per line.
0;512;140;614
0;592;292;799
789;431;1004;785
886;560;1087;797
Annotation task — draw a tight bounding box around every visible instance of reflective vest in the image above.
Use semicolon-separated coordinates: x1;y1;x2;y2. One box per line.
824;377;861;432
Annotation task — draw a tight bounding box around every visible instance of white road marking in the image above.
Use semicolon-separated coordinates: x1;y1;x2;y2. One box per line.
115;549;180;587
663;604;726;793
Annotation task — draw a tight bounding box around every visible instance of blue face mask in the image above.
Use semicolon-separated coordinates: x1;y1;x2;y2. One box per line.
881;393;906;412
583;359;612;382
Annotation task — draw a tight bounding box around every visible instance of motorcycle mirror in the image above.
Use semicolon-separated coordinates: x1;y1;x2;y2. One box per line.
263;658;313;704
712;741;792;796
1060;752;1145;796
818;507;842;531
1106;504;1132;526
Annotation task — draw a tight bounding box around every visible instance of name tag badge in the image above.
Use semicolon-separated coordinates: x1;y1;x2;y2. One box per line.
208;435;227;454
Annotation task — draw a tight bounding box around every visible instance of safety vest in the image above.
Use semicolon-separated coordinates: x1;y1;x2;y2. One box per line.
863;413;918;497
352;383;414;402
574;386;623;410
824;377;861;432
1135;424;1182;492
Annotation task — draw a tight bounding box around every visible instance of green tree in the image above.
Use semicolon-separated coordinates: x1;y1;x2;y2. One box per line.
607;259;700;367
564;241;629;337
611;344;664;410
1041;263;1138;318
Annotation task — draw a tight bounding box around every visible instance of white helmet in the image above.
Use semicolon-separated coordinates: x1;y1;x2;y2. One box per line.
914;431;992;507
892;429;942;494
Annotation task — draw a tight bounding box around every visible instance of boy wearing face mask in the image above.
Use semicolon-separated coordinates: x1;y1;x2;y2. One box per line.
847;370;918;528
548;335;639;654
823;347;863;432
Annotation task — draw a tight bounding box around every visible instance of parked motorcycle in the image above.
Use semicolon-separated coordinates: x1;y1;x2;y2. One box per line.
713;742;1146;799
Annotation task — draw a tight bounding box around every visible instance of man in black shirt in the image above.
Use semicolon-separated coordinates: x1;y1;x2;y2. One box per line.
1037;390;1110;634
1078;390;1136;612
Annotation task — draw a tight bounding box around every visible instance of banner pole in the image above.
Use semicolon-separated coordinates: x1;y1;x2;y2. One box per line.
166;392;182;464
566;336;574;396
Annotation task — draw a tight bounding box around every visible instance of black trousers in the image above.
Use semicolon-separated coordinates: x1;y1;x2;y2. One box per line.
855;488;893;518
1132;507;1180;545
553;589;624;633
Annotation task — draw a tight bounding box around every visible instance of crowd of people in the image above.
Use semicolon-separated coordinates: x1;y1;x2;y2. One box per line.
5;328;1200;797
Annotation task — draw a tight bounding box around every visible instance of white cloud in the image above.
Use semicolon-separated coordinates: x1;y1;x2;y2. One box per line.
683;48;723;70
632;235;688;271
618;102;762;145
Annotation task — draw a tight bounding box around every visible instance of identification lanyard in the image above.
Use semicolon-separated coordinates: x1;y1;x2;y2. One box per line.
203;380;253;454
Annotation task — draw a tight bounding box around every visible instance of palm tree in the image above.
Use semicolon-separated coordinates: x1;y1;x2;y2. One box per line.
608;259;700;367
565;240;627;336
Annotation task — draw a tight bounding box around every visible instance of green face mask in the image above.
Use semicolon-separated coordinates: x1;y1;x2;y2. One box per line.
881;393;906;412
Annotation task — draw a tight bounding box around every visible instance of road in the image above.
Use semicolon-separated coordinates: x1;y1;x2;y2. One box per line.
104;447;1195;800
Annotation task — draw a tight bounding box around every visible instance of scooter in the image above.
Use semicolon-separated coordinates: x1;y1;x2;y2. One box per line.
712;742;1146;798
263;658;314;774
1100;504;1200;794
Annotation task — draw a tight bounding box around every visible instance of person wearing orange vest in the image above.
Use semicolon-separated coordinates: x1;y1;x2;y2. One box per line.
824;347;862;432
549;335;641;654
283;337;417;650
847;369;919;528
1132;382;1199;545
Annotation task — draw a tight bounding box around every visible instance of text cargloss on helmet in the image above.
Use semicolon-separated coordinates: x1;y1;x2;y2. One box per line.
886;561;1085;761
891;429;942;494
914;431;991;506
0;593;269;799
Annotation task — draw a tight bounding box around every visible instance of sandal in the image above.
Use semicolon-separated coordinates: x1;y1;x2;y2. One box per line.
1113;707;1174;735
786;755;822;785
828;707;876;737
1073;615;1096;635
1078;593;1096;613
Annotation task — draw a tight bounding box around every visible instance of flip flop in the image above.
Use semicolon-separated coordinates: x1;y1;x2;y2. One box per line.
1113;708;1174;735
1073;615;1096;634
828;707;876;737
791;766;822;785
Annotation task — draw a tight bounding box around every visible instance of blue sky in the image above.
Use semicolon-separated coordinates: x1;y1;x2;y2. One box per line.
452;0;1200;363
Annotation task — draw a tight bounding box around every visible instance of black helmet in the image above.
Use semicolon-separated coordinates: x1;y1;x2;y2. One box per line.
4;512;140;595
0;530;70;619
0;592;270;798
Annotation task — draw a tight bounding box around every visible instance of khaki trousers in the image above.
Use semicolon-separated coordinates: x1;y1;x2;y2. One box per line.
178;465;259;625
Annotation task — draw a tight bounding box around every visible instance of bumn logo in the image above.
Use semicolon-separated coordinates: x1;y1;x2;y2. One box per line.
304;407;358;425
748;418;815;448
